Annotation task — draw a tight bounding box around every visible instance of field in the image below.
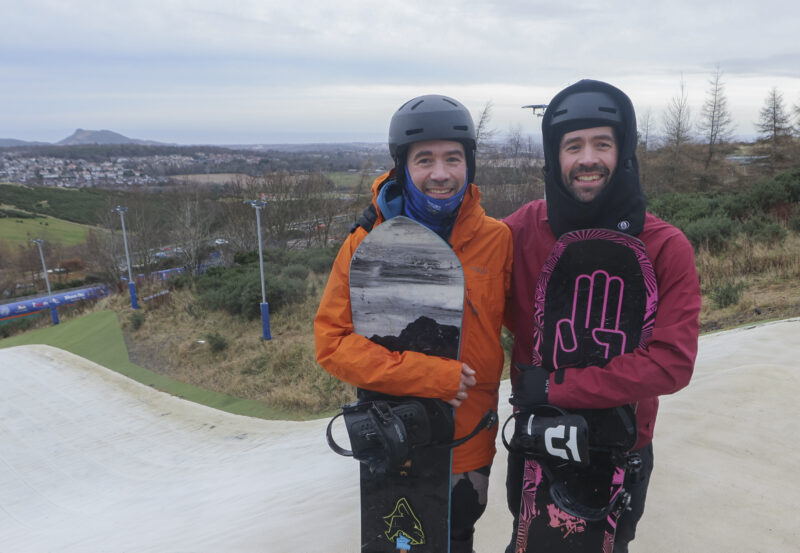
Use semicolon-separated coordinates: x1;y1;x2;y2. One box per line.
326;170;374;191
0;214;90;247
169;173;246;186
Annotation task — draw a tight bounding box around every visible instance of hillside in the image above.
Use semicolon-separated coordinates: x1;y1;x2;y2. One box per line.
57;128;167;146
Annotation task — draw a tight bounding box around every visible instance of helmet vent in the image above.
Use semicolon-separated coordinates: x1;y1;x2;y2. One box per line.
453;125;469;131
405;128;424;136
409;100;425;110
599;107;618;114
553;109;568;117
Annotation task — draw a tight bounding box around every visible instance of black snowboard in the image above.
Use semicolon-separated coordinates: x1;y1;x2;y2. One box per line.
515;229;657;553
349;215;464;553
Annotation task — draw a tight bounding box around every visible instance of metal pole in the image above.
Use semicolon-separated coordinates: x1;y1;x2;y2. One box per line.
115;206;139;309
117;207;134;283
255;206;266;304
246;200;271;340
32;239;52;297
32;239;58;325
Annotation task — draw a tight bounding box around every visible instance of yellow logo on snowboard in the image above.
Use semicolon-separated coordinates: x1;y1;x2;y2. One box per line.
383;497;425;549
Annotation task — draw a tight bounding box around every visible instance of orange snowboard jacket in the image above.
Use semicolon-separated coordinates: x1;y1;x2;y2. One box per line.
314;170;512;473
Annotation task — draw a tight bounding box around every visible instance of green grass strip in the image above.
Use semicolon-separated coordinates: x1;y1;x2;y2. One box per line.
0;310;298;420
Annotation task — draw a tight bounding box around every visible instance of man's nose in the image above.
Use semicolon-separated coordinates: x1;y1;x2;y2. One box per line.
430;159;449;180
578;147;599;165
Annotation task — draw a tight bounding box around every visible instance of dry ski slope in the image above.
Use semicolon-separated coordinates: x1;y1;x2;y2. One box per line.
1;319;798;552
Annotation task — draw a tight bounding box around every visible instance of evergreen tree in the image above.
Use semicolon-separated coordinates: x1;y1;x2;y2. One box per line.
756;88;793;144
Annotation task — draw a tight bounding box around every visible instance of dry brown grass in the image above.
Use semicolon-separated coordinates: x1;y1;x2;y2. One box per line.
696;233;800;332
117;274;354;417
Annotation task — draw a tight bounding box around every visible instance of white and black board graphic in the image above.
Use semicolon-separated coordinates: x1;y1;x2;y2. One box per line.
348;215;464;553
350;215;464;360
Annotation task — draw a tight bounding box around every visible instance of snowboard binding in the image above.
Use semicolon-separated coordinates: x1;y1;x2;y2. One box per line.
502;406;591;466
327;399;435;474
327;396;498;475
502;404;640;521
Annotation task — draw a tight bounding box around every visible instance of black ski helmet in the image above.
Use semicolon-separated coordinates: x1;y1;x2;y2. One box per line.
547;90;625;141
388;94;477;182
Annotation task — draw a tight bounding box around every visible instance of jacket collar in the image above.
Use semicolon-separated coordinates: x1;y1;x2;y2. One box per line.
370;169;484;247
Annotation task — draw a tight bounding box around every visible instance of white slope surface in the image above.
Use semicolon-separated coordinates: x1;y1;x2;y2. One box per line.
1;319;798;552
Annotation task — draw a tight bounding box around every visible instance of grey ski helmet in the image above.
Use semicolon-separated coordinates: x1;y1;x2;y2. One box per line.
388;94;477;181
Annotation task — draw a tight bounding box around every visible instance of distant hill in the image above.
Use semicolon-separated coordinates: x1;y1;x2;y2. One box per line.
0;138;49;147
57;129;166;146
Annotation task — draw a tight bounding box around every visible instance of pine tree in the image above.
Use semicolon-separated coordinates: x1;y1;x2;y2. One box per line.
756;88;793;144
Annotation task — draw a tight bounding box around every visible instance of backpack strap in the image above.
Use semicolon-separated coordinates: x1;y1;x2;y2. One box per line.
350;201;378;234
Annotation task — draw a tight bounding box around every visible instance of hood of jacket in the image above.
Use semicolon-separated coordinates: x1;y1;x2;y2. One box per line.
541;79;646;237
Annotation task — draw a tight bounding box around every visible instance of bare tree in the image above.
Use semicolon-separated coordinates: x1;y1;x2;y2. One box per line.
170;181;212;275
661;77;693;188
792;95;800;137
662;77;693;150
128;193;168;279
0;238;20;298
216;176;262;256
293;172;344;248
698;66;735;168
475;100;496;150
479;125;542;218
84;204;126;287
257;171;305;249
637;108;656;191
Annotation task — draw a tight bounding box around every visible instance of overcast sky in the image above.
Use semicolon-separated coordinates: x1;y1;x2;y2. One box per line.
3;0;799;145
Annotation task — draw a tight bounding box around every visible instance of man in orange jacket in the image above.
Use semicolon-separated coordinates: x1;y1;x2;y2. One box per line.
315;94;512;553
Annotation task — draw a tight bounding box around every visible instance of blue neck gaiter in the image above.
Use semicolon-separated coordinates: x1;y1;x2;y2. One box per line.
402;165;468;239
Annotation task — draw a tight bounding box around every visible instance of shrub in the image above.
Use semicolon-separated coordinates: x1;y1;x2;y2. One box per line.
788;213;800;233
206;332;229;353
129;311;146;330
776;169;800;202
282;263;310;282
710;281;745;309
0;317;36;338
197;266;307;319
168;274;194;290
298;247;338;274
683;216;736;253
649;193;726;230
747;177;791;212
742;215;787;244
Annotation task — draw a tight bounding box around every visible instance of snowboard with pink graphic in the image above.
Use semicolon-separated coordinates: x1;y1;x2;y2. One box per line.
515;229;657;553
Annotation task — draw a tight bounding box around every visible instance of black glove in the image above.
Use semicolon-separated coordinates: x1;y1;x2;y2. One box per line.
510;364;550;408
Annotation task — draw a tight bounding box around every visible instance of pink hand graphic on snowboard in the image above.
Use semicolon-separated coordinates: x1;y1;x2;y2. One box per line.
553;270;626;370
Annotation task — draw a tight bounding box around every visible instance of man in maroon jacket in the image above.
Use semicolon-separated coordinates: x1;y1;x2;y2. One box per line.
503;80;702;552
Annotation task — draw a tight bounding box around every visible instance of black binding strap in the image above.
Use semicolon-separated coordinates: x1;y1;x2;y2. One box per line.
433;409;498;450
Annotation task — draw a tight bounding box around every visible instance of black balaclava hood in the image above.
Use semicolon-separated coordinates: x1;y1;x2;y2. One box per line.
541;79;645;237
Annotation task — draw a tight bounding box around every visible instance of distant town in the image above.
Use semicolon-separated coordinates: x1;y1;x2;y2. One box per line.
0;129;392;189
0;150;267;188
